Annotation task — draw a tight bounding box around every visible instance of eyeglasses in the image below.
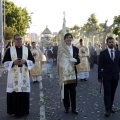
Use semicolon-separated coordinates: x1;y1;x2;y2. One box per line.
15;38;22;40
66;37;72;39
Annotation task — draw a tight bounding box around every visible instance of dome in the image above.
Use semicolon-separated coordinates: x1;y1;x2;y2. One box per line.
42;26;52;34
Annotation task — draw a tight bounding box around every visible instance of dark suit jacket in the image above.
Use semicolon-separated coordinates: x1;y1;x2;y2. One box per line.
53;46;58;58
72;45;80;66
98;49;120;81
72;46;80;83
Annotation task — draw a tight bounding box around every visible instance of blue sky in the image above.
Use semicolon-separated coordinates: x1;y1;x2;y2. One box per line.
9;0;120;34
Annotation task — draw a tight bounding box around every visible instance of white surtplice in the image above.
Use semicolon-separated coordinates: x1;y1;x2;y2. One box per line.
3;46;34;93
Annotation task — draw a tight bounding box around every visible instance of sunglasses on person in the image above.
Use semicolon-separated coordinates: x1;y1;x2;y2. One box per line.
15;38;22;40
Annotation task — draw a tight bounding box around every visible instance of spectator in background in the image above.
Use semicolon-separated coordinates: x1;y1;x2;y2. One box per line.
88;42;95;69
52;42;58;65
96;43;102;64
47;43;53;62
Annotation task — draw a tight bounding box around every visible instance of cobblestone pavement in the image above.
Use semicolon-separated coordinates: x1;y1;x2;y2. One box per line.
42;63;120;120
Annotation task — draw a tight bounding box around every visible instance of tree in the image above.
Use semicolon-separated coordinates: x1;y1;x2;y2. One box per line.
113;15;120;35
5;25;16;40
3;0;31;40
71;25;80;39
82;14;99;36
113;15;120;49
81;13;100;44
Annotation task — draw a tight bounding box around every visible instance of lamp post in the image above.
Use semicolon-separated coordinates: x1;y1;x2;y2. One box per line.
28;12;33;45
0;0;3;65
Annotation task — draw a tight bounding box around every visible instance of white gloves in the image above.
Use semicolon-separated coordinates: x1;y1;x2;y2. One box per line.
69;58;77;63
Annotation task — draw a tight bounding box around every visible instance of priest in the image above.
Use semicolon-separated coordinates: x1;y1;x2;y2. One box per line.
76;39;90;81
2;34;35;118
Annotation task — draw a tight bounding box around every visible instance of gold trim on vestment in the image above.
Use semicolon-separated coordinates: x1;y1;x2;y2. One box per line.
64;80;76;85
57;41;76;104
10;46;28;92
29;48;42;76
76;45;90;72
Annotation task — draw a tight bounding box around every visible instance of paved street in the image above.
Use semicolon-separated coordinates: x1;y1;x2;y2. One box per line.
0;70;40;119
0;63;120;120
42;63;120;120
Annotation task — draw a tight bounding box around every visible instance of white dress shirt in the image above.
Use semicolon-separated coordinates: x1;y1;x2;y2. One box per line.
107;47;115;60
67;45;73;57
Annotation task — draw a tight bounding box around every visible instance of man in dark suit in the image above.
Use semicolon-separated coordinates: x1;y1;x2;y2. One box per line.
52;42;58;65
57;33;80;115
98;36;120;117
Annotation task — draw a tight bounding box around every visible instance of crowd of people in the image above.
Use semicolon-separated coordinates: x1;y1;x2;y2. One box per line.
2;33;120;118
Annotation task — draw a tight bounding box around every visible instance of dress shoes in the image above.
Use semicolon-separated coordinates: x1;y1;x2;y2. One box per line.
33;81;36;84
72;110;78;115
110;109;116;113
14;114;21;119
83;79;87;81
80;79;84;82
64;109;69;114
104;111;111;117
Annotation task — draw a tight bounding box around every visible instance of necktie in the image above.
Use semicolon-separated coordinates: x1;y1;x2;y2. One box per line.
111;50;113;60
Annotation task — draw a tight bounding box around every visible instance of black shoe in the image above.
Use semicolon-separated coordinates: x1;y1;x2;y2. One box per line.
72;110;78;115
83;79;87;81
14;114;21;119
110;109;116;113
64;109;69;114
33;81;36;84
80;79;84;82
104;111;111;117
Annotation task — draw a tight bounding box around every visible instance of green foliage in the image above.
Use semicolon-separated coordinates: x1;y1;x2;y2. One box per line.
113;27;120;35
3;0;31;40
82;13;99;34
113;15;120;35
5;25;16;40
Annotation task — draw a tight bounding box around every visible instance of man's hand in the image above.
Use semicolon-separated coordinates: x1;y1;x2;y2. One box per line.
33;53;37;56
13;59;21;65
19;59;26;65
98;79;103;83
14;58;26;65
81;49;85;53
69;58;77;63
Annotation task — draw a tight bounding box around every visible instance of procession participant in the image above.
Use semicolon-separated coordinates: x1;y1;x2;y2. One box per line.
98;36;120;117
76;39;90;81
57;33;80;114
30;42;43;83
2;34;35;118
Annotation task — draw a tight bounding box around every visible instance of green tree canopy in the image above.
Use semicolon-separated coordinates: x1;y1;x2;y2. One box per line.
113;15;120;35
3;0;31;40
82;13;99;34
